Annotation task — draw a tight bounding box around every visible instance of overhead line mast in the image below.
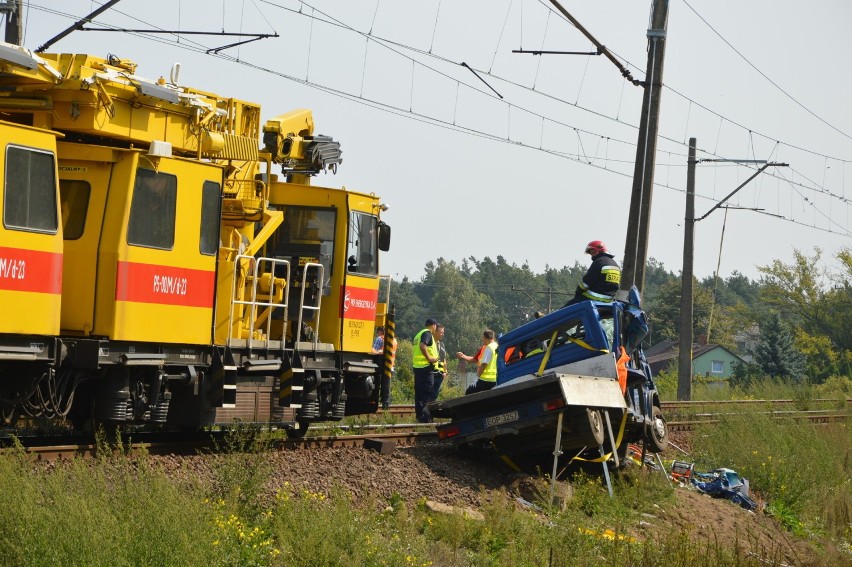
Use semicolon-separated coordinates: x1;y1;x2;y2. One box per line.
547;0;668;295
621;0;669;294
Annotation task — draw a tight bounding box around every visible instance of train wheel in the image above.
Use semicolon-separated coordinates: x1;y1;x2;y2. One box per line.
285;419;310;439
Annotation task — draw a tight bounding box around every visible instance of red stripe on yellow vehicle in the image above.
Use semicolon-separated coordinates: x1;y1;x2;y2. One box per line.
341;285;379;351
0;246;62;294
115;261;215;307
342;285;378;320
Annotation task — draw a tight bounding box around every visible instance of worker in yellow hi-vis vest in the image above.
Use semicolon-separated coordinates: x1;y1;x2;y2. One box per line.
412;318;440;423
431;324;448;402
458;329;498;395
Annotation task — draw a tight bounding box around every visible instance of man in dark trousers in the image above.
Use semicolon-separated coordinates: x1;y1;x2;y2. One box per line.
412;318;440;422
431;324;448;402
564;240;621;306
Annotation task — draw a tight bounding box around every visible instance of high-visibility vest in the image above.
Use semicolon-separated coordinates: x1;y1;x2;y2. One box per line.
578;258;621;302
412;328;437;369
616;346;630;394
436;341;447;373
388;338;398;372
480;342;498;381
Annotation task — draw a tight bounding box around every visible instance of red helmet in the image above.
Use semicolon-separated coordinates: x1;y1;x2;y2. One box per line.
585;240;607;255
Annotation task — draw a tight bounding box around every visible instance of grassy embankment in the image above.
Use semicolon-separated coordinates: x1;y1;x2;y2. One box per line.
0;381;847;566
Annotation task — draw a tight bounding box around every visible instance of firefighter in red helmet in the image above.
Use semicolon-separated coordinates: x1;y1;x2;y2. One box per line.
563;240;621;307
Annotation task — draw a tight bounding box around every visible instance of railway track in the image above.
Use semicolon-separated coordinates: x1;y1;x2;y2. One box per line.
3;401;847;461
386;398;849;418
5;429;440;462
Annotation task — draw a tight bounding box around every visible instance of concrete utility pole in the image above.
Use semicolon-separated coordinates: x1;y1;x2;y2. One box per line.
677;139;697;401
621;0;669;294
2;0;22;46
677;150;788;400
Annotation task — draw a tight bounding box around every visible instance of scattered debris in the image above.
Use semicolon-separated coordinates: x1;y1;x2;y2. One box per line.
667;439;690;455
689;467;758;511
626;444;663;470
424;500;485;521
579;527;637;543
508;474;573;511
515;496;543;513
670;460;695;484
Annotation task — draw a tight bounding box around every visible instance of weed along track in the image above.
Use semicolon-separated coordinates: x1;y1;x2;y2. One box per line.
3;400;849;566
5;428;439;461
6;401;846;460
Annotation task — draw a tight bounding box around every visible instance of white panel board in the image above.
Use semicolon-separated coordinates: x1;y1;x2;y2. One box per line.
558;374;627;409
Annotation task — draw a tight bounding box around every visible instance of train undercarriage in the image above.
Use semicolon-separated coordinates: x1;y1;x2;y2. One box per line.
0;334;380;436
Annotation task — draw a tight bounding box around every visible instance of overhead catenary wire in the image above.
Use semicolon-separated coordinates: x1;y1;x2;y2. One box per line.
251;0;852;184
27;5;832;188
681;0;852;144
128;7;852;230
26;1;852;239
244;0;852;208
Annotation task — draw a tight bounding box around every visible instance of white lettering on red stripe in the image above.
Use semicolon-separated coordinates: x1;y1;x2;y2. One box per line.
348;298;375;309
152;275;188;296
0;257;26;280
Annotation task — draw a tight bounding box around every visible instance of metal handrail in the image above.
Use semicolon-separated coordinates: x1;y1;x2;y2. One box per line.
296;262;324;351
255;256;291;353
228;254;290;352
377;274;393;319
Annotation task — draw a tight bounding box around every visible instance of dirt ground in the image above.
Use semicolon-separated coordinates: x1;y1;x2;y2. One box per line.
267;436;847;566
151;432;848;566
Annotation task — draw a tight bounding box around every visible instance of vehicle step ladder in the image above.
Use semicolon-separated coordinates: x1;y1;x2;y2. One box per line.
295;262;324;351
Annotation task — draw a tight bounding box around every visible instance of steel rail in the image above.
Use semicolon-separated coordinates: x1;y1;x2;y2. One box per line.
6;411;847;461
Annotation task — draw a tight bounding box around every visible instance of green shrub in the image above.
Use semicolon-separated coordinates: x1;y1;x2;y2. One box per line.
0;453;218;567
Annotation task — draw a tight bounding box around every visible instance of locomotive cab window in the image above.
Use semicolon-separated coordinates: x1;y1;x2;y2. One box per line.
3;145;58;233
199;180;221;255
127;168;177;249
59;180;91;240
346;211;378;276
270;206;336;284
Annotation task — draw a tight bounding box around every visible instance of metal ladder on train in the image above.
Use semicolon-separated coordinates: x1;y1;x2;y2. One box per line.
223;255;292;407
295;262;324;352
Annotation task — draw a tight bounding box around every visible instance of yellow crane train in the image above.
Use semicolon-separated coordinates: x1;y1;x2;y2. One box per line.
0;42;391;435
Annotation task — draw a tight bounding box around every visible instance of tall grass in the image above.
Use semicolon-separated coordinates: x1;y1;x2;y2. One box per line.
692;411;850;542
0;445;813;567
0;408;846;565
655;372;852;406
0;450;218;566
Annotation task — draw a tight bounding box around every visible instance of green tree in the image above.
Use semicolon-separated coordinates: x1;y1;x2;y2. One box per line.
537;263;585;311
645;276;737;350
641;257;678;306
751;312;806;381
467;255;541;328
388;277;425;340
721;270;760;307
422;259;496;355
390;340;414;403
758;247;852;379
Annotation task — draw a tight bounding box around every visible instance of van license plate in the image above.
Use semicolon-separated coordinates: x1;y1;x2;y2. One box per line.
485;410;519;427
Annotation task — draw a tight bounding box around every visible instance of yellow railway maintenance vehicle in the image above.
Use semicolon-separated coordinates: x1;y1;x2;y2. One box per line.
0;42;391;435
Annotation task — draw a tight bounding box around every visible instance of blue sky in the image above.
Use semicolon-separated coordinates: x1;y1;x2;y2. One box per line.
19;0;852;283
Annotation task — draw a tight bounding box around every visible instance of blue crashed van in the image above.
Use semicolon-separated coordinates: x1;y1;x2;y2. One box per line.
429;288;668;467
